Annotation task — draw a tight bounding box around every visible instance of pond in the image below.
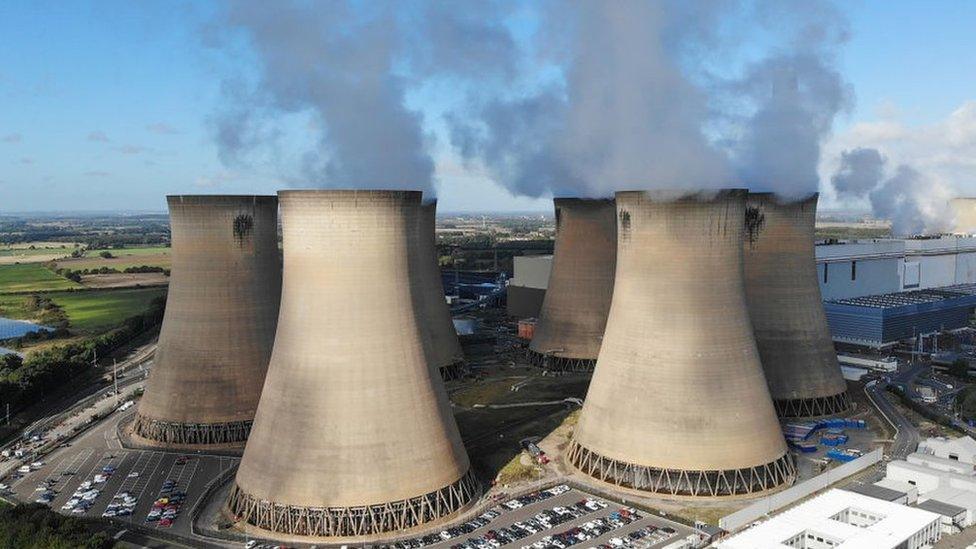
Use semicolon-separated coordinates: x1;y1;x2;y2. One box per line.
0;317;53;356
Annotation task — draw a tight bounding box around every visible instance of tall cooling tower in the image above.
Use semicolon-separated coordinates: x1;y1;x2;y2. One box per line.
416;201;465;380
568;190;796;497
132;195;281;448
228;190;477;539
528;198;616;372
744;193;851;418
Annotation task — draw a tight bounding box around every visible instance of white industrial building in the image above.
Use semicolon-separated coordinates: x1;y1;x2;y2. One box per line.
717;489;941;549
918;436;976;466
507;236;976;317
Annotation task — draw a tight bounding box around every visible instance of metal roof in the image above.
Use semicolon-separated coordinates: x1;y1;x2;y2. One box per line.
843;483;905;502
916;498;967;517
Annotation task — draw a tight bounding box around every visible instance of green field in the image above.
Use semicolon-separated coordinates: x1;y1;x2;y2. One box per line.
0;264;82;293
46;288;167;332
0;288;166;333
91;246;170;256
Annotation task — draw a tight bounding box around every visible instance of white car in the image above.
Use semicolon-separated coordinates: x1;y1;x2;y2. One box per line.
93;474;107;483
127;471;139;478
79;481;92;490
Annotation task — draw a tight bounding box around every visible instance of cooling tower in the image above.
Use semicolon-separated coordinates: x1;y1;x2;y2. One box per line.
416;201;465;380
528;199;616;372
568;190;796;498
228;190;477;539
132;195;281;448
744;193;851;418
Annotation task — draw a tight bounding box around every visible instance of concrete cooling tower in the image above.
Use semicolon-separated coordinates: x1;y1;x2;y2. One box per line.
228;190;477;540
132;195;281;448
744;193;851;418
568;190;796;498
528;199;616;372
416;201;465;380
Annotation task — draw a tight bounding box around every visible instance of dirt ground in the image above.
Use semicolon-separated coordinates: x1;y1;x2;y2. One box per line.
80;273;169;288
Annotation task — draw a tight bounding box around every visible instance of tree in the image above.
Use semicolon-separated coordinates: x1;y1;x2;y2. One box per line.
949;358;971;380
98;251;113;259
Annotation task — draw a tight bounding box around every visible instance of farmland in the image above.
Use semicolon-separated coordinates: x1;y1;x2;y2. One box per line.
0;288;167;334
54;246;171;271
0;264;83;293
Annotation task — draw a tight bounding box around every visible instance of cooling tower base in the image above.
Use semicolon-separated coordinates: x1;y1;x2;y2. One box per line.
132;414;252;447
774;391;853;419
567;441;796;498
525;350;596;372
439;360;467;382
226;470;480;539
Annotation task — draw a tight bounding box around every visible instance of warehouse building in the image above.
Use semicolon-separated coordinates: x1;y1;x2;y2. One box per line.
919;436;976;466
823;284;976;348
507;236;976;318
717;489;941;549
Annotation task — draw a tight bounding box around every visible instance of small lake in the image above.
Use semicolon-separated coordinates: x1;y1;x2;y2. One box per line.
0;317;53;356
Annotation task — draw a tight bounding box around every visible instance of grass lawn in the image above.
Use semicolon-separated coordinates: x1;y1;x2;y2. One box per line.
0;264;82;293
49;288;167;332
89;246;170;256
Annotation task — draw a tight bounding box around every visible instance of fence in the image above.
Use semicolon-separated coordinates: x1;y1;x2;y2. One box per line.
719;447;883;532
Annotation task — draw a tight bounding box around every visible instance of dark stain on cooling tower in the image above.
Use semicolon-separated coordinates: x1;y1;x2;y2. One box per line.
555;207;562;230
618;210;631;242
233;214;254;244
745;206;765;245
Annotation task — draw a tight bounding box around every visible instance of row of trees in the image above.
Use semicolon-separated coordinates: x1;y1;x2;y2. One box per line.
0;504;113;548
55;265;170;282
0;295;166;415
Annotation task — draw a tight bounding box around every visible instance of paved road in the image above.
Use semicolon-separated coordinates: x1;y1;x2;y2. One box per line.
865;380;920;460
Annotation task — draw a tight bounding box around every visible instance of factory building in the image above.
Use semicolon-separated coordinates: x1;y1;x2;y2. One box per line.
717;489;942;549
132;195;281;448
507;255;550;318
569;190;795;497
228;191;477;539
919;436;976;466
508;236;976;317
528;199;615;371
743;193;850;418
823;284;976;348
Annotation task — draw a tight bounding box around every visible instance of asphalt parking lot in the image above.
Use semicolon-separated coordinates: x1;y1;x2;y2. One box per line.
3;410;238;540
386;485;698;549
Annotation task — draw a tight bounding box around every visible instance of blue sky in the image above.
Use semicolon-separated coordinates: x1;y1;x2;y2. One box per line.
1;1;974;213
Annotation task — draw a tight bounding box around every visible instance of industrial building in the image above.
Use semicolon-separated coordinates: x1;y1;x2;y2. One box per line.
508;235;976;317
823;284;976;348
132;195;281;448
919;436;976;465
717;489;942;549
569;190;795;497
229;190;477;539
528;199;615;371
415;201;466;380
743;193;850;418
507;255;550;318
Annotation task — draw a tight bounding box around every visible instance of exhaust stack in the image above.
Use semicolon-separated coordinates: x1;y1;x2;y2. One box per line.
568;190;795;497
132;195;281;448
528;198;616;372
744;193;851;417
228;190;477;539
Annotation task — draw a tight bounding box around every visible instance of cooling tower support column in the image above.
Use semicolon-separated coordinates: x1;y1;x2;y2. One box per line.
228;190;478;540
528;198;616;372
416;201;466;381
568;190;795;498
744;193;851;418
132;195;281;448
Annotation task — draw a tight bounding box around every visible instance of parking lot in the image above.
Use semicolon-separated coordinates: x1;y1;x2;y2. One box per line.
2;410;238;540
383;485;698;549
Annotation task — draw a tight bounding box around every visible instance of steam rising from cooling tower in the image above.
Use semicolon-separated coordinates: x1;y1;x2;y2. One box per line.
229;190;477;539
569;190;795;497
528;198;616;371
744;193;851;418
416;201;465;380
132;195;281;448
